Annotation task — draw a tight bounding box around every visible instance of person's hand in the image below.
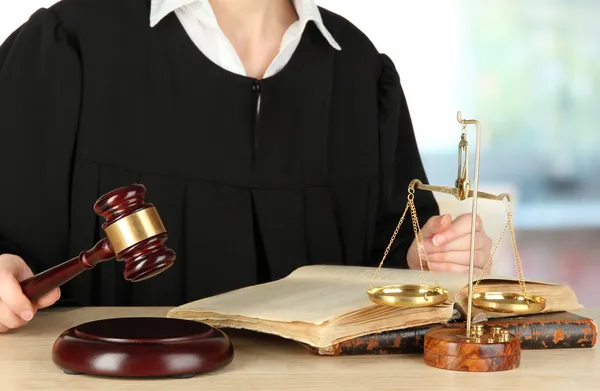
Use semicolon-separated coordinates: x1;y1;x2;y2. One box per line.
406;213;492;274
0;254;60;332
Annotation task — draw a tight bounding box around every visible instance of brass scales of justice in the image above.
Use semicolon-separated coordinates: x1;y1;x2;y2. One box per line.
366;111;546;372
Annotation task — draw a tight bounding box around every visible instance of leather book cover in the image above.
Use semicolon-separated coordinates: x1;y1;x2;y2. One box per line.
302;311;597;356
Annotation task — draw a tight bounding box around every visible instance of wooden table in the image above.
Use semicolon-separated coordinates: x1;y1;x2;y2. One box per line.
1;307;597;390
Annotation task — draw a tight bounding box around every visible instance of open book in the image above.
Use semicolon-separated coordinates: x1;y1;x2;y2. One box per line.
166;265;582;348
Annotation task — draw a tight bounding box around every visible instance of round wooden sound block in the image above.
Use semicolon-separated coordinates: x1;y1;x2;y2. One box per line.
52;317;234;378
423;325;521;372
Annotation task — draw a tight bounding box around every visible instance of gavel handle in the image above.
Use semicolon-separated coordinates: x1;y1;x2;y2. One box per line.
20;238;115;302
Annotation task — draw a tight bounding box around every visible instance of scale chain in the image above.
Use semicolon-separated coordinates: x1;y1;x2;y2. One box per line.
472;201;528;299
369;183;439;290
371;184;531;305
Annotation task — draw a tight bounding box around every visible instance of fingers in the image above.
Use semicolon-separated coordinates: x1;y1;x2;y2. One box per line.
429;232;492;255
0;284;58;333
432;213;484;248
35;288;61;309
0;299;34;331
428;261;484;275
0;302;11;332
0;254;43;333
0;270;35;320
409;213;492;275
421;213;453;237
427;249;490;270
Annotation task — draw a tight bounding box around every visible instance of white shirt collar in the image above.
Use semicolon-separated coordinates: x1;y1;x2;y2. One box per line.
149;0;341;50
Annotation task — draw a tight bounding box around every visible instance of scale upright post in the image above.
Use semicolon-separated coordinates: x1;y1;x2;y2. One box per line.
422;112;521;372
458;111;481;339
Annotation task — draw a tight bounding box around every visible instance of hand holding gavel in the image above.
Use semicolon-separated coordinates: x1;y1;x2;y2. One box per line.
0;254;57;332
0;184;176;333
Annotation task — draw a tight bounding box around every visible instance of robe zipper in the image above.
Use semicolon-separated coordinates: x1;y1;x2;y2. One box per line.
254;80;262;117
252;80;262;155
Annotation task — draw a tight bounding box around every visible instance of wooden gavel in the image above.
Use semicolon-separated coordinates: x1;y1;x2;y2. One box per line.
19;184;176;301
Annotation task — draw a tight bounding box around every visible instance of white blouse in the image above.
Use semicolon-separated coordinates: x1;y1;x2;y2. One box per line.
149;0;342;79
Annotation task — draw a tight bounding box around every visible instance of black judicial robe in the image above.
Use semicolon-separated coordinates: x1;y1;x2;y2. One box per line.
0;0;439;306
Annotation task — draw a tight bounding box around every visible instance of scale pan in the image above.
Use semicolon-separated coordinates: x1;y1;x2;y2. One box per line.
367;284;448;307
472;291;546;314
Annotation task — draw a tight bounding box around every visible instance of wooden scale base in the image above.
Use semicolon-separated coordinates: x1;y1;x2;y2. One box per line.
423;324;520;372
52;317;234;378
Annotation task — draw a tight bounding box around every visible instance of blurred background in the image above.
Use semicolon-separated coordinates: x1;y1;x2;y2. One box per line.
317;0;600;307
1;0;598;306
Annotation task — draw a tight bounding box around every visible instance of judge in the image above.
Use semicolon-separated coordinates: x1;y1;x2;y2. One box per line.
0;0;492;332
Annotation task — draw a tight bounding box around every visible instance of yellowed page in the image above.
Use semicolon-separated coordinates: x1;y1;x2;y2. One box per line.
169;275;380;325
285;264;469;290
168;265;468;325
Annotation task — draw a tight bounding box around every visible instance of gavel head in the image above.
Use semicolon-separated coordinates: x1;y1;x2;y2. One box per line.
93;184;176;282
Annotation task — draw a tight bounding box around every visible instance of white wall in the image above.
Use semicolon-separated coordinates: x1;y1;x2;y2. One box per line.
317;0;465;152
0;0;59;41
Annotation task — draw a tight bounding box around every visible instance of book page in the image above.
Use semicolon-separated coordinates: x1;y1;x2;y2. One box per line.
289;264;462;284
170;265;468;325
289;265;471;298
170;276;383;325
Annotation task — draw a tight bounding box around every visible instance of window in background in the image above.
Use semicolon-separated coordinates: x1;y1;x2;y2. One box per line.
316;0;600;305
318;0;600;230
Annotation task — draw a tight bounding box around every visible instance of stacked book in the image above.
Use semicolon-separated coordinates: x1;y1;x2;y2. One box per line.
166;265;597;355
